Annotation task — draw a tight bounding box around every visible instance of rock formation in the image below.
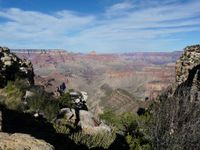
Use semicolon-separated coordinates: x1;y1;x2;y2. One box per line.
59;108;111;134
0;47;34;87
0;132;54;150
174;45;200;101
176;45;200;86
79;110;111;134
0;47;49;149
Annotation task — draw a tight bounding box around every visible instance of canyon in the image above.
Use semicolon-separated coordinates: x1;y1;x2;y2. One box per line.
13;49;182;114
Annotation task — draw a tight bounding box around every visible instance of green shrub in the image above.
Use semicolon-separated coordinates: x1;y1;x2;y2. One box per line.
69;131;116;149
120;112;151;150
100;109;151;149
99;108;121;129
53;119;71;135
59;92;74;108
14;79;30;91
2;81;23;110
26;86;59;121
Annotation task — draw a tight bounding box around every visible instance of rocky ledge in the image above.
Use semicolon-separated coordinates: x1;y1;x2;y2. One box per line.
0;132;54;150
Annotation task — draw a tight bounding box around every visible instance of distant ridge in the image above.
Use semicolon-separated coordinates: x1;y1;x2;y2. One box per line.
11;49;182;55
11;49;67;53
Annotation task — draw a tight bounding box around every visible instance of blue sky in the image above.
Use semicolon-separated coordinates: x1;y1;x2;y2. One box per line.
0;0;200;53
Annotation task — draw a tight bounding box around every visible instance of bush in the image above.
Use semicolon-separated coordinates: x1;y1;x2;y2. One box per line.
26;86;59;121
120;112;151;150
14;79;30;91
53;118;71;135
99;108;121;129
69;131;116;149
150;87;200;149
100;109;151;149
2;81;23;110
59;92;74;108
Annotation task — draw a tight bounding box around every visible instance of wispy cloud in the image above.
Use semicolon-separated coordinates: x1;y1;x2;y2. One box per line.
0;0;200;52
105;1;134;17
0;8;95;48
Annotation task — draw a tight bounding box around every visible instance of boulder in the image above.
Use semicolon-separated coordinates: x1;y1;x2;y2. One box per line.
0;132;54;150
60;108;111;134
79;110;111;134
0;47;34;87
60;108;76;123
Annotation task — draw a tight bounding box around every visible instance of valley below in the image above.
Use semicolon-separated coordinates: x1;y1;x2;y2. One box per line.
13;49;182;114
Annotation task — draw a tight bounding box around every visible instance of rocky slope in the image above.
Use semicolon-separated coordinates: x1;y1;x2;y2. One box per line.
100;89;148;114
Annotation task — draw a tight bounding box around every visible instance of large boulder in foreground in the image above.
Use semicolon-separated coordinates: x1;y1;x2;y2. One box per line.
0;132;54;150
176;45;200;85
0;47;34;87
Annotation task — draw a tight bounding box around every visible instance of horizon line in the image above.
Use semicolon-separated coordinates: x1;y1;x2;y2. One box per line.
10;48;183;54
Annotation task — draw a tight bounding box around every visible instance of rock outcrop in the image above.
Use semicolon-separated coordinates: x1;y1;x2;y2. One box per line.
79;110;111;134
176;45;200;85
60;108;111;134
0;47;34;87
0;132;54;150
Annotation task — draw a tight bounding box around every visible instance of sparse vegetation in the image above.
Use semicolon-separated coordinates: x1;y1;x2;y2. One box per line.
69;131;116;149
149;87;200;149
0;79;60;121
1;81;23;110
53;118;71;134
59;92;74;108
100;109;151;149
99;108;121;129
26;86;60;121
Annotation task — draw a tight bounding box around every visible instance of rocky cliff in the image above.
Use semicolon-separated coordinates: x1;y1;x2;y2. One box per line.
176;45;200;87
0;47;34;87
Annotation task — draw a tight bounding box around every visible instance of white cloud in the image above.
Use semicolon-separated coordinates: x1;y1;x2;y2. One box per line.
0;8;95;49
0;0;200;52
65;0;200;52
105;1;134;17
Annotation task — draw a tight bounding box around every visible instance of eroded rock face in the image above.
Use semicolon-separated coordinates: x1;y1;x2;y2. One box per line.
176;45;200;85
0;47;34;87
0;132;54;150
